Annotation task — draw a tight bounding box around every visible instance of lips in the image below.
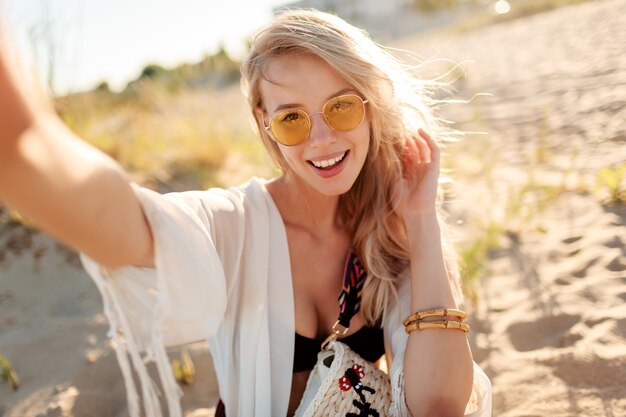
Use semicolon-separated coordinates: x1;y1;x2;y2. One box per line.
307;151;347;170
307;150;350;178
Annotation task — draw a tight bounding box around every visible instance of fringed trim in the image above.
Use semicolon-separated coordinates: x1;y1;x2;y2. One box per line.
87;261;183;417
389;357;410;417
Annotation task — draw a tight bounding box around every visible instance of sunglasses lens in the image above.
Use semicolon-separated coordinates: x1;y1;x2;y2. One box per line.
323;95;366;131
270;110;311;145
267;95;366;146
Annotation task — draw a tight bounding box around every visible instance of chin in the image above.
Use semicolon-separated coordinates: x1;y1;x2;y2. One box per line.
308;174;359;197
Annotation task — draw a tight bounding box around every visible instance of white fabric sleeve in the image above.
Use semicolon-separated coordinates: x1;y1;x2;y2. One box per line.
385;276;493;417
80;184;246;417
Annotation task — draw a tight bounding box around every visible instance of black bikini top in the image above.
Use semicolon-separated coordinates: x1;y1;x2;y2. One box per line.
292;251;385;373
293;326;385;373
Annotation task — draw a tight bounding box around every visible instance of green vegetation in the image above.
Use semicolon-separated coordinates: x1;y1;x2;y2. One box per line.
503;178;566;230
448;125;583;302
126;45;240;96
413;0;461;12
172;349;196;386
0;208;32;228
0;353;19;391
53;46;269;191
458;221;503;303
455;154;622;302
596;164;626;205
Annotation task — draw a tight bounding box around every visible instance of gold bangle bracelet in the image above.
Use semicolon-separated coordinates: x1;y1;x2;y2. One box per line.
404;320;470;334
402;308;467;326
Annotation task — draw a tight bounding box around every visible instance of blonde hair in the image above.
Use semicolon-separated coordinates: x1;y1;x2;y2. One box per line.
241;10;462;325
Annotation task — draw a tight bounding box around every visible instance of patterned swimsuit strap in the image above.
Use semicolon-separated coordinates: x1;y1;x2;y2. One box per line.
337;251;368;328
321;251;368;351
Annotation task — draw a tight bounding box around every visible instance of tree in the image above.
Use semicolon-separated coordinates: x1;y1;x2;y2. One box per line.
140;63;167;80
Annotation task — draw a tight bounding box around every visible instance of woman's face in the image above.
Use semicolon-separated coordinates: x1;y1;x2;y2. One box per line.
259;53;370;196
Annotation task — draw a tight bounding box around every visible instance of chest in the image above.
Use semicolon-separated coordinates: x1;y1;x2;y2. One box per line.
285;225;367;339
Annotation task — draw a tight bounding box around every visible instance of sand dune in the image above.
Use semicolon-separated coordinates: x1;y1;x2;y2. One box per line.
396;0;626;415
1;0;625;416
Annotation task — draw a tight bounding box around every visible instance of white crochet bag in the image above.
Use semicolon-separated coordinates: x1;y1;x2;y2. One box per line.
294;340;392;417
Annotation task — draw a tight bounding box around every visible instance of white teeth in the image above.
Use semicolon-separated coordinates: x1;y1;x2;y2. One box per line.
311;152;346;168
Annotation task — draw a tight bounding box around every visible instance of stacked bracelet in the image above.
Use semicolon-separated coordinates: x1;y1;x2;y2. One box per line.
405;320;470;333
403;308;469;334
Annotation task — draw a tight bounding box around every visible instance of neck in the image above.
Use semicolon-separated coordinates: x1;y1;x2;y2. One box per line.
272;173;342;238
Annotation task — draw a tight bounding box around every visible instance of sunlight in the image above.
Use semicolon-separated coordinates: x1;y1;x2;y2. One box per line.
494;0;511;15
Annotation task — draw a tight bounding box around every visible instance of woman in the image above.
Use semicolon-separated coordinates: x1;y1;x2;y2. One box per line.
0;9;491;417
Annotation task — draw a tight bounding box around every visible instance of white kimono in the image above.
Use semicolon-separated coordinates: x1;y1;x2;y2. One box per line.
81;177;492;417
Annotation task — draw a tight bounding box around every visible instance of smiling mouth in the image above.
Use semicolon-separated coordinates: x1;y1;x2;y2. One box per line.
308;151;348;169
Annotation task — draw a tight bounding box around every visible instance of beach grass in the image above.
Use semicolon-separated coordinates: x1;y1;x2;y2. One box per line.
595;164;626;205
55;80;268;191
0;353;19;391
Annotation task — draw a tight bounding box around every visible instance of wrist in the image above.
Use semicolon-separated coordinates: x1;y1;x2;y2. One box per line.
403;208;440;234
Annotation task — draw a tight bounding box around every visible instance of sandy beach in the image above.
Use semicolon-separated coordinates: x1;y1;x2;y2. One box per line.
1;0;625;416
398;0;626;414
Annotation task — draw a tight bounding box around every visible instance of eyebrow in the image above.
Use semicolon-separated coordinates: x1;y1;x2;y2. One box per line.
272;87;357;113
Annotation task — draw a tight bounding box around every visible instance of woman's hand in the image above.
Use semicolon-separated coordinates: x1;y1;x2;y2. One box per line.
394;128;441;219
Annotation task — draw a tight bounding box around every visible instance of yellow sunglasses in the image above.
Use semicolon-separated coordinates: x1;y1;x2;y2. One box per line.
262;94;369;146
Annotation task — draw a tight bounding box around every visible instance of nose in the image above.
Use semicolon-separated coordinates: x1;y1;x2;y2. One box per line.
308;112;337;149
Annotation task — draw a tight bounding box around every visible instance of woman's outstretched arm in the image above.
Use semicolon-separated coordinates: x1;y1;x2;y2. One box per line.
0;49;154;268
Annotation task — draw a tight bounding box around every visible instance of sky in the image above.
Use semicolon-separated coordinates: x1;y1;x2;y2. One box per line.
1;0;294;94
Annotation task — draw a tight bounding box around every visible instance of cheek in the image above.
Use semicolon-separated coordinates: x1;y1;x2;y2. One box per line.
276;145;304;170
355;122;371;153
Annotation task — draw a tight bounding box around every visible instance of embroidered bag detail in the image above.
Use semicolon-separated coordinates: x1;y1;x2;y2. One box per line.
339;364;367;391
295;340;391;417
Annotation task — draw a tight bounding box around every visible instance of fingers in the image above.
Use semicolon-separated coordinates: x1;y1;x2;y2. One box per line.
402;129;440;175
414;132;431;164
402;135;419;174
418;128;440;163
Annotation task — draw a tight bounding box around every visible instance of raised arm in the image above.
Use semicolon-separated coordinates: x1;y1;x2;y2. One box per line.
396;130;473;416
0;48;154;268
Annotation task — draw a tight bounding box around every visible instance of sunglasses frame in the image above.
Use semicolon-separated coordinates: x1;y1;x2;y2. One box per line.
262;94;369;146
